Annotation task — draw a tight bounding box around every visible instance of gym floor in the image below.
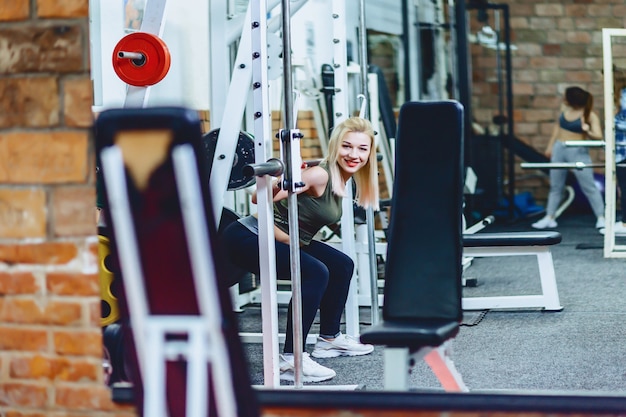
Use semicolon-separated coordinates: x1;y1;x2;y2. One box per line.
237;212;626;394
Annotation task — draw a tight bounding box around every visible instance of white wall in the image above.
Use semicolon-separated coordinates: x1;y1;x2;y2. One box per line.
365;0;403;35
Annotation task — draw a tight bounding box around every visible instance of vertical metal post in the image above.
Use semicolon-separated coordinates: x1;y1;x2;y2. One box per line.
209;6;253;227
357;0;380;326
502;4;516;221
209;0;230;126
454;0;472;169
280;0;305;389
250;0;281;387
332;0;359;338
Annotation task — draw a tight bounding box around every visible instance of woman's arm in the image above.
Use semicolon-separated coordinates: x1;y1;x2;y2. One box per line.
545;121;560;157
250;179;283;204
251;165;329;204
583;112;603;140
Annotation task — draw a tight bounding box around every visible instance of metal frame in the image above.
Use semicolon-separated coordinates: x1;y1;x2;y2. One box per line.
207;0;366;388
602;28;626;258
101;143;238;417
331;0;361;338
462;245;563;311
249;0;281;388
382;343;468;392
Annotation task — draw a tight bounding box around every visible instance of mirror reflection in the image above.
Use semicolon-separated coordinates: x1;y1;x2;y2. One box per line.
93;0;626;398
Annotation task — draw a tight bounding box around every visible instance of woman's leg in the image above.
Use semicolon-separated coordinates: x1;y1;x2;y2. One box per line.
546;142;569;217
571;148;605;218
220;220;264;287
222;220;332;354
301;240;354;338
282;249;331;354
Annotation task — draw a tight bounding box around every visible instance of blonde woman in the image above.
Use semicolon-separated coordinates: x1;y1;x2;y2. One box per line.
222;117;379;382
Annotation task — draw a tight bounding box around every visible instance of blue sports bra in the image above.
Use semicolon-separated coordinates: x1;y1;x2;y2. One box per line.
559;113;584;133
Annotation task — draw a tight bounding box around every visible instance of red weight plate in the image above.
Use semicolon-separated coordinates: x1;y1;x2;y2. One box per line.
112;32;171;87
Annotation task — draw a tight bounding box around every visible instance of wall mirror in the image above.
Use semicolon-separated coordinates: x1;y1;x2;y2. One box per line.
91;0;626;412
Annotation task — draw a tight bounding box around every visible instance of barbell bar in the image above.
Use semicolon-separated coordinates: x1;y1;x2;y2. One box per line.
564;140;606;147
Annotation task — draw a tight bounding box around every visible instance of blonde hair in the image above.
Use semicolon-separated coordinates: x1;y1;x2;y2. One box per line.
322;117;379;211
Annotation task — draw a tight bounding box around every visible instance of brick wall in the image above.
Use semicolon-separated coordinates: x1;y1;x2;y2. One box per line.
0;0;133;415
468;0;626;202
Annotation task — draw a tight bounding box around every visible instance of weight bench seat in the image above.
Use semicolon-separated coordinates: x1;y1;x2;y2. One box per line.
463;231;562;247
360;319;458;349
462;231;563;311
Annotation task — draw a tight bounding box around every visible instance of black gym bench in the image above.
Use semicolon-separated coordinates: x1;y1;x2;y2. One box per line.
360;101;468;391
462;231;563;311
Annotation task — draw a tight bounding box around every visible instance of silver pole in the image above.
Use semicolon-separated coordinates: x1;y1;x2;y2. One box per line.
281;0;305;389
358;0;380;325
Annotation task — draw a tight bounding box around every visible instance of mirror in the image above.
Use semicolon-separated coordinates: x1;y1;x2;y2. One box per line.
602;28;626;257
91;0;626;407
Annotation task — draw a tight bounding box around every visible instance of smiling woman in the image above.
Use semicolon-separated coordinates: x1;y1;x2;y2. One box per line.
220;117;379;383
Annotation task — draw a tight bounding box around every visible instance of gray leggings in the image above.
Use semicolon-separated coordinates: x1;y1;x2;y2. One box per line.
546;141;605;218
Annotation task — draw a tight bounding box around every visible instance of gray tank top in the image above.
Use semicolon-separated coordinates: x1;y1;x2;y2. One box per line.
273;162;343;245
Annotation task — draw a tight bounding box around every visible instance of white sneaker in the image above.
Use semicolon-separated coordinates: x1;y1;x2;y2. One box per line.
311;333;374;358
599;222;626;236
279;353;336;383
531;217;557;229
595;217;606;229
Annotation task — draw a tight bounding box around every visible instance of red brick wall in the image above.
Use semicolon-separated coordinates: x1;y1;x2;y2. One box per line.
0;0;133;415
468;0;626;200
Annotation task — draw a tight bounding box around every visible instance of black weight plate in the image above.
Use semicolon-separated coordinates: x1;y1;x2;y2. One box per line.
202;129;256;190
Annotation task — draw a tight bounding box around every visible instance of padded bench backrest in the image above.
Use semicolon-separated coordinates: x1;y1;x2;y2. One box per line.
382;101;464;323
95;107;257;417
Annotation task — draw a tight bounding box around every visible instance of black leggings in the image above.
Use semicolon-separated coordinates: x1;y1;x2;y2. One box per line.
221;220;354;353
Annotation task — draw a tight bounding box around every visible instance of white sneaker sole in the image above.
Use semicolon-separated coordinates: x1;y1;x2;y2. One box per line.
311;346;374;358
279;370;335;383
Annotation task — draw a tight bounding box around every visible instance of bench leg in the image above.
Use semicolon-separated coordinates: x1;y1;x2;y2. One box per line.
536;250;563;311
462;246;563;311
383;345;468;392
384;347;410;390
423;344;469;392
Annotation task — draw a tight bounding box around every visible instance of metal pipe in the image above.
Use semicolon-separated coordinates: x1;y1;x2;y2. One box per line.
564;140;606;147
454;0;472;170
357;0;380;326
242;158;284;178
521;162;605;170
503;4;515;222
117;51;145;60
280;0;305;389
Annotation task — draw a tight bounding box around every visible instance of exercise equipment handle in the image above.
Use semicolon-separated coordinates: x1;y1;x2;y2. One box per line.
242;158;284;178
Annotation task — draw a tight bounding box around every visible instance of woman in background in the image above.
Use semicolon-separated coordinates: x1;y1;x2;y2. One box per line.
533;86;605;229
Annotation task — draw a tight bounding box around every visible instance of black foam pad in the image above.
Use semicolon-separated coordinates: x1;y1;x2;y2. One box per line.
382;101;464;323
